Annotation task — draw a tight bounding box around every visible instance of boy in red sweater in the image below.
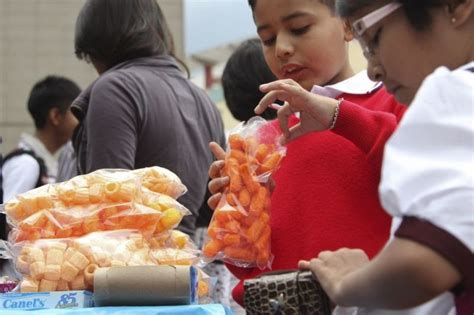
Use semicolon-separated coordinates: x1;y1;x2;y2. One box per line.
208;0;406;307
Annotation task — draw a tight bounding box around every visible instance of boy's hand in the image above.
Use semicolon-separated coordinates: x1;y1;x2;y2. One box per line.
207;142;228;209
254;79;340;144
298;248;369;306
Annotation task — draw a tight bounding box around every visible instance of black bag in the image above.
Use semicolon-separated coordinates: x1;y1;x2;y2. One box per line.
244;269;332;315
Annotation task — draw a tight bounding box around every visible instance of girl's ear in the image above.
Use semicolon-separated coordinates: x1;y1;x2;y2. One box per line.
448;0;473;26
343;20;354;42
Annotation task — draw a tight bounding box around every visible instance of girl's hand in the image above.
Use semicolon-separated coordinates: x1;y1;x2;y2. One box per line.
298;248;369;306
254;79;339;144
207;142;228;209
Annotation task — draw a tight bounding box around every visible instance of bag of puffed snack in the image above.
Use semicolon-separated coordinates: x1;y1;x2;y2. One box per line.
203;117;286;270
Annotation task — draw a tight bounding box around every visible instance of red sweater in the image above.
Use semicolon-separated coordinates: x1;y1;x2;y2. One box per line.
227;87;406;306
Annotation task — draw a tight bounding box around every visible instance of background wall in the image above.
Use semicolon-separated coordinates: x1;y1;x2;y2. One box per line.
0;0;366;154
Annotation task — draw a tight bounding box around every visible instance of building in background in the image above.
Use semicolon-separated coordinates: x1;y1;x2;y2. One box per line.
0;0;366;153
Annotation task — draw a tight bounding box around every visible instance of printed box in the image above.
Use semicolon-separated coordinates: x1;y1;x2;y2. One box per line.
0;290;93;310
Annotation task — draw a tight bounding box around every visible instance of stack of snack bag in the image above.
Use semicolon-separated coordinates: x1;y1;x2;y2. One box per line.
1;167;210;299
202;117;286;270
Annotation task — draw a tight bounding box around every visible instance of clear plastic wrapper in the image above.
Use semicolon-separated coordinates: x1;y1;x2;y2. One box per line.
9;192;190;244
2;170;142;225
202;117;286;270
131;166;187;199
2;167;187;226
5;229;209;298
149;230;200;266
9;203;163;242
141;189;191;234
11;230;154;292
197;269;212;302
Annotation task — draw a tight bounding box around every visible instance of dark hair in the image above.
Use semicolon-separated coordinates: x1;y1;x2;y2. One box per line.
75;0;176;70
248;0;335;12
222;38;278;122
27;76;81;129
336;0;458;30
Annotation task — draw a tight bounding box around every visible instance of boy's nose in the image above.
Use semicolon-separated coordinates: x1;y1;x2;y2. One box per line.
275;35;294;59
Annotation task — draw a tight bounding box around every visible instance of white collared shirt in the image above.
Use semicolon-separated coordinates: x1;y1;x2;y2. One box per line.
380;62;474;251
2;133;62;202
311;70;382;98
332;65;472;315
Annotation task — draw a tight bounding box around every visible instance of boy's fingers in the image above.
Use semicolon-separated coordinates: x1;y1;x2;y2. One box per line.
207;192;222;210
208;160;225;178
286;124;312;143
208;176;229;195
277;105;294;140
209;142;226;160
255;90;289;114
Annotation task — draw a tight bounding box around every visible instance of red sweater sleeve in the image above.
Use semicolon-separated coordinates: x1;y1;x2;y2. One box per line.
332;100;398;172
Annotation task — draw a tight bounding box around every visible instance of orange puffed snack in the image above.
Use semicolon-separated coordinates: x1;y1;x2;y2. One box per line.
132;166;187;199
13;230;157;292
10;203;164;243
203;117;285;269
3;170;143;225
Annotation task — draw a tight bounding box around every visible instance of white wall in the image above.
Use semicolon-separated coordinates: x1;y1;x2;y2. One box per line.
0;0;185;153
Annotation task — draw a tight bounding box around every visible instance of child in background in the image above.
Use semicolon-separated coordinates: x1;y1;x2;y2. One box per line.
288;0;473;314
208;0;413;311
222;38;277;122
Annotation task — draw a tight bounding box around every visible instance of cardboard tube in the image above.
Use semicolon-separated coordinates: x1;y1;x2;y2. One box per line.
93;265;197;306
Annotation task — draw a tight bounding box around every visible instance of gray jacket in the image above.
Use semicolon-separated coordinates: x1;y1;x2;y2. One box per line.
72;55;225;236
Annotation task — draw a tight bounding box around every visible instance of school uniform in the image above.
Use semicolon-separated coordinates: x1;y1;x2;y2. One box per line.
379;62;474;315
228;71;407;306
2;133;60;202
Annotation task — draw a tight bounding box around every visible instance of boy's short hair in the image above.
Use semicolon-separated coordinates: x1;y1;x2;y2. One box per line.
222;38;277;122
27;76;81;129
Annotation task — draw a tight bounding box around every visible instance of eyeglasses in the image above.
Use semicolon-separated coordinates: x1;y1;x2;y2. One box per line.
352;2;402;58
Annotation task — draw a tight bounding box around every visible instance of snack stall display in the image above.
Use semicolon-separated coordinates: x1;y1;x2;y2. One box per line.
0;167;225;313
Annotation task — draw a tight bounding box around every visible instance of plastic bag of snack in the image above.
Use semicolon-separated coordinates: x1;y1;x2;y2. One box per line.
148;230;197;251
141;189;191;234
11;230;156;292
202;117;286;270
196;269;212;303
9;202;165;243
131;166;187;199
2;170;143;225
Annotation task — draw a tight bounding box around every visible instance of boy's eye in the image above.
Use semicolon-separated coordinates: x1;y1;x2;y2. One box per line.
291;25;310;35
261;37;276;46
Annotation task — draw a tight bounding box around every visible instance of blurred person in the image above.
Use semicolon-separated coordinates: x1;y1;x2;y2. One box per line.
56;141;77;182
73;0;225;238
1;75;80;203
1;75;80;276
222;38;277;122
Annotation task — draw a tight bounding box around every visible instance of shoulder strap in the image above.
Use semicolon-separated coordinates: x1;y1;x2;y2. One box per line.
2;148;48;189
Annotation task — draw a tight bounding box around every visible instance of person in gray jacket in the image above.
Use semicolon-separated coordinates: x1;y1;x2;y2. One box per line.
72;0;225;237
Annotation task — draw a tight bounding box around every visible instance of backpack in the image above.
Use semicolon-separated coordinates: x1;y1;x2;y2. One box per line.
1;149;48;240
